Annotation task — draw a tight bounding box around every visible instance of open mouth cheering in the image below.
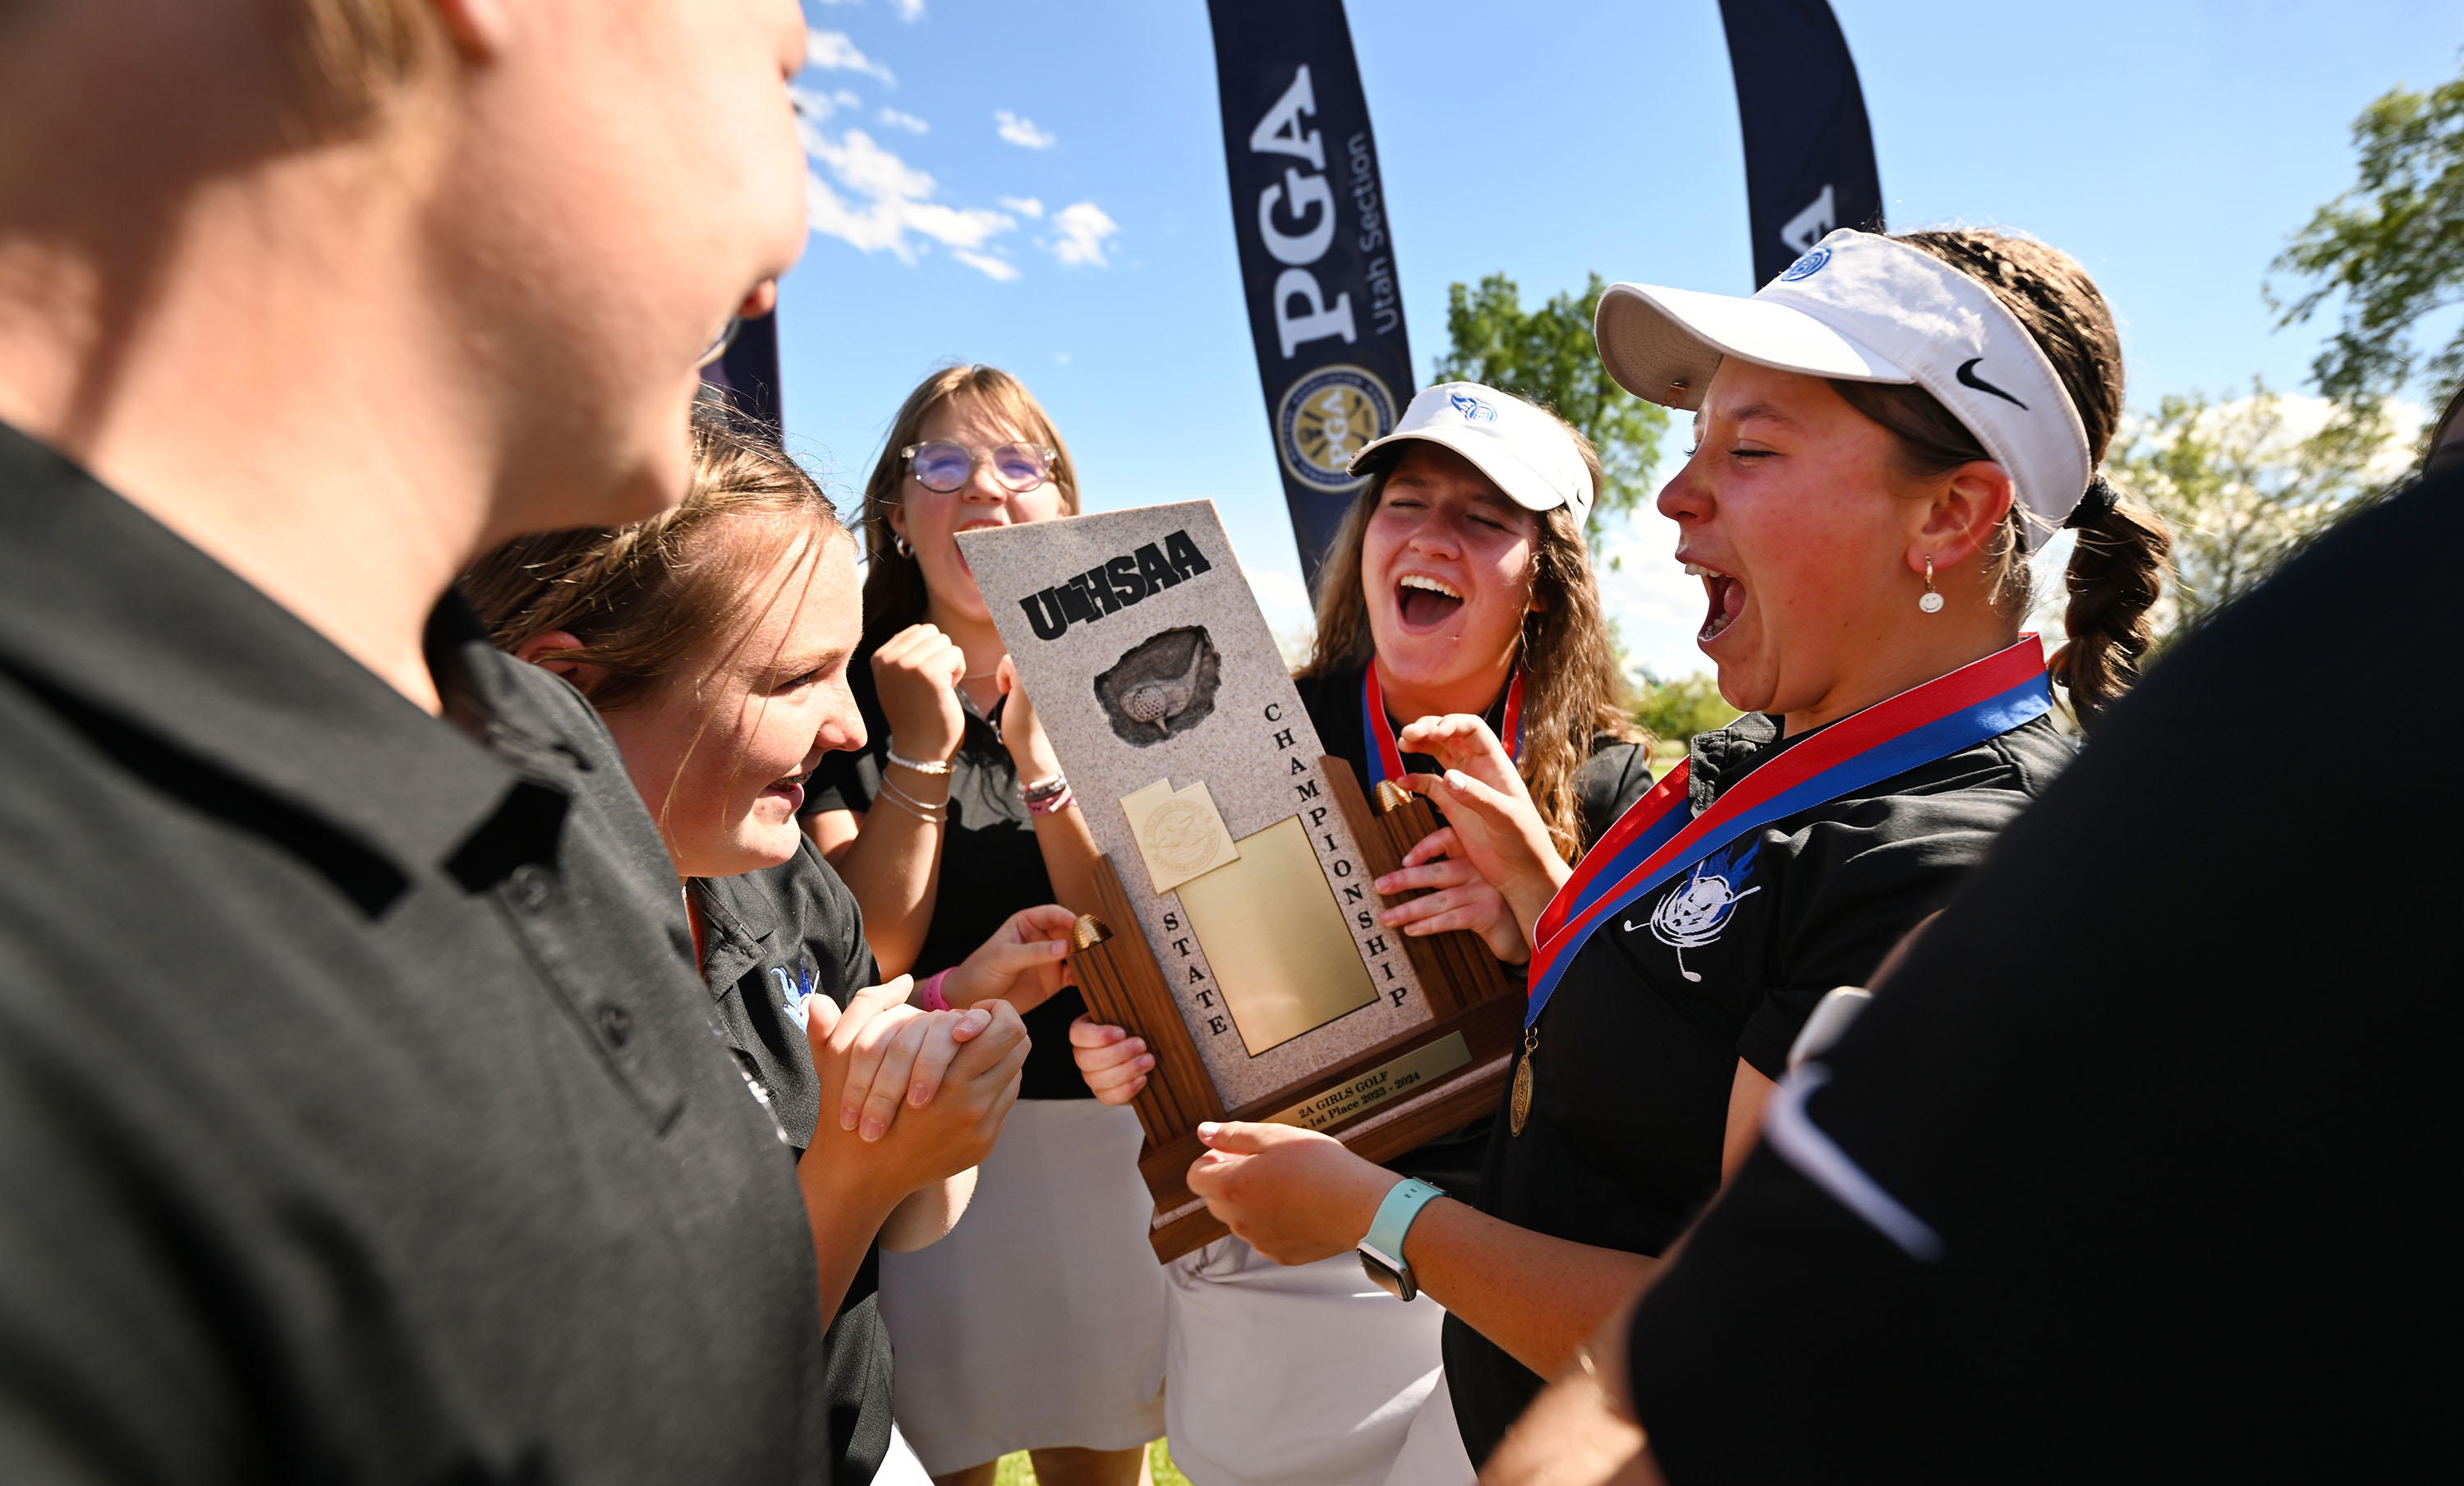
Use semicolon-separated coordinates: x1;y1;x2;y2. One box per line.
1685;562;1745;643
1395;573;1464;631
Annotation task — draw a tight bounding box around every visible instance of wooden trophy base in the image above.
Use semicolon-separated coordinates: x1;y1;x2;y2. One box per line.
1068;759;1521;1261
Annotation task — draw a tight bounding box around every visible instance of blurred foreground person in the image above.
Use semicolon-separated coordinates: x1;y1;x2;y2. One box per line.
1483;467;2462;1483
2426;378;2464;476
468;414;1086;1485
0;1;825;1481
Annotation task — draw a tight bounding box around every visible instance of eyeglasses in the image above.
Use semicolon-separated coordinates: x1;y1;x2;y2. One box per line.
902;439;1060;495
695;315;743;370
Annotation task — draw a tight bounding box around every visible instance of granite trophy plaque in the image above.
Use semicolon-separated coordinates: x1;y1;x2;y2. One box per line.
959;503;1520;1260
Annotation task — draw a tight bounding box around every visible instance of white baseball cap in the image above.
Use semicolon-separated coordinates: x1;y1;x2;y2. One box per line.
1348;382;1596;531
1593;229;2091;550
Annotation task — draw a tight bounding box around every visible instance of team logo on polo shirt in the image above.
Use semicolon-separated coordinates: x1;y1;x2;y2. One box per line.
1276;365;1397;491
769;958;818;1030
1634;839;1762;982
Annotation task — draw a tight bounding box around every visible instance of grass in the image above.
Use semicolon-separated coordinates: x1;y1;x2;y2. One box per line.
991;1442;1191;1486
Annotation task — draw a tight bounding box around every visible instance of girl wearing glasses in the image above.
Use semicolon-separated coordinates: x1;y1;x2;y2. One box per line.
803;366;1165;1486
1069;384;1657;1485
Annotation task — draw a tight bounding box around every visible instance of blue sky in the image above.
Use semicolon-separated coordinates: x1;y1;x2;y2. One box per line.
777;0;2459;678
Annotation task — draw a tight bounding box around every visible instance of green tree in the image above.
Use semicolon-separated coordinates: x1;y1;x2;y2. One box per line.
2268;57;2464;412
1629;672;1740;753
2111;380;2407;636
1432;273;1669;542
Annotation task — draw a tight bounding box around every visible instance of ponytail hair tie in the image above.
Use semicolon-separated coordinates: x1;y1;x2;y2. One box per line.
2064;476;2120;530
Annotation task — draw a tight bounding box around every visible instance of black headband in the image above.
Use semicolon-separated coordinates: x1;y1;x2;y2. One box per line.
2064;476;2119;530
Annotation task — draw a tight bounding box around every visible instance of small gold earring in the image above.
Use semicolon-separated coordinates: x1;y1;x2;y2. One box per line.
1919;556;1944;614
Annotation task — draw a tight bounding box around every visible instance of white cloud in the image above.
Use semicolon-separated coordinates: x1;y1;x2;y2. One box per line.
1045;201;1119;268
1000;196;1046;219
953;250;1018;282
788;85;864;127
802;127;1021;280
890;0;926;18
806;28;894;85
877;107;929;133
995;110;1056;150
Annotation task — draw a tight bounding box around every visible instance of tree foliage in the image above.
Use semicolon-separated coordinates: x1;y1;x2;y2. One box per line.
2112;381;2407;636
1432;273;1669;541
1629;672;1740;752
2269;57;2464;410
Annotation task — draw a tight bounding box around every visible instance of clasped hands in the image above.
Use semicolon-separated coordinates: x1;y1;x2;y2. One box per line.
797;904;1074;1205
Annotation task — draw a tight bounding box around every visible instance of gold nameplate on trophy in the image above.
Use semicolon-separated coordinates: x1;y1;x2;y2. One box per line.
1175;816;1377;1056
1262;1033;1473;1133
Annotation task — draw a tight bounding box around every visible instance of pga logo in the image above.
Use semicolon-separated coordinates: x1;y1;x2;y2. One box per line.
1449;392;1497;423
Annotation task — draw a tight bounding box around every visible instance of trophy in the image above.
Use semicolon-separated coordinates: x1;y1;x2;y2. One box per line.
960;504;1519;1260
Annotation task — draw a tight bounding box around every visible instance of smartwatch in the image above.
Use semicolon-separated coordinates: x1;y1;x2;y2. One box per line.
1357;1179;1446;1301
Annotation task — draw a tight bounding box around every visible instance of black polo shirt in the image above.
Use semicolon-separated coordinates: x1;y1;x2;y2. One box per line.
1293;666;1658;1194
0;423;824;1484
1444;706;2073;1463
695;844;895;1486
1620;476;2460;1483
806;644;1090;1100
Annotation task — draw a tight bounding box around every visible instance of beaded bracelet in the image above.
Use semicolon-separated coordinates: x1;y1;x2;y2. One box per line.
885;743;954;777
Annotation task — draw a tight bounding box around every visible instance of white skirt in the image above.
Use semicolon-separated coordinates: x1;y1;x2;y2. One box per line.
878;1099;1169;1474
1162;1236;1475;1486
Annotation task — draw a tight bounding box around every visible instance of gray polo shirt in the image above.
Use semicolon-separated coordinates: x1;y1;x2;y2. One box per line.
0;422;825;1484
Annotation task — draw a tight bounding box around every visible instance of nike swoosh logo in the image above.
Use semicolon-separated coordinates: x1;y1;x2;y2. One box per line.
1956;357;2028;410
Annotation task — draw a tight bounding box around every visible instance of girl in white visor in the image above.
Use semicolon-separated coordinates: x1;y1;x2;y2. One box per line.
1159;228;2172;1467
1073;383;1655;1486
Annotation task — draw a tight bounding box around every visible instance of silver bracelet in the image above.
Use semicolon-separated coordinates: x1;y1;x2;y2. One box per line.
1018;772;1069;804
885;743;954;777
876;775;949;824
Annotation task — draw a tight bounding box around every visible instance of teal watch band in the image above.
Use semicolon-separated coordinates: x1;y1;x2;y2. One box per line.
1358;1179;1446;1301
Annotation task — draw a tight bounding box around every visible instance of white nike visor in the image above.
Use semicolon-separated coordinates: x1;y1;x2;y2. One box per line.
1349;382;1596;531
1594;229;2092;550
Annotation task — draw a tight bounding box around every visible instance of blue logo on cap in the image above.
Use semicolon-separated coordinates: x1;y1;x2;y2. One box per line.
1449;392;1497;422
1778;246;1831;282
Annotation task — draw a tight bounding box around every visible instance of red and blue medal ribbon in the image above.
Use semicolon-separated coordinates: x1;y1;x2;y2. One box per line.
1362;660;1524;789
1524;637;2053;1025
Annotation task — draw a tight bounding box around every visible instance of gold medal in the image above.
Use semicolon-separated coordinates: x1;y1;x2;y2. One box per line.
1510;1026;1538;1136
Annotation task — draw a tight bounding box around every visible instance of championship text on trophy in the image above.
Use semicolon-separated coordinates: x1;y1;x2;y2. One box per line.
959;504;1519;1260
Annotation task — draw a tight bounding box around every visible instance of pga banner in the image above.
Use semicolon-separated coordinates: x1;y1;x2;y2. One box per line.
1717;0;1885;287
1207;0;1414;591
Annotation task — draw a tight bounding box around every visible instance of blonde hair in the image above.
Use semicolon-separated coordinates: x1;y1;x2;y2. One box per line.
463;410;848;713
1299;417;1644;863
859;365;1080;640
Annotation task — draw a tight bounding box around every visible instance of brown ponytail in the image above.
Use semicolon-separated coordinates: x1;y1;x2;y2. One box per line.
1827;228;2174;727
